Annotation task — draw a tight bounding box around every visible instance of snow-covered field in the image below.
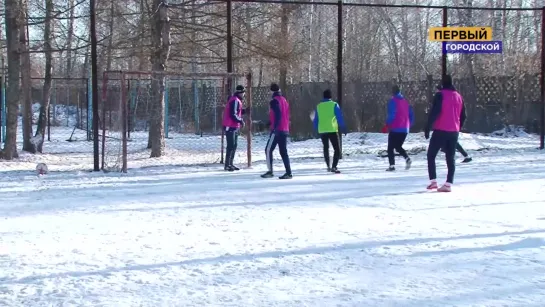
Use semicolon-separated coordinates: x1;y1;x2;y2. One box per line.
1;129;545;306
2;108;545;305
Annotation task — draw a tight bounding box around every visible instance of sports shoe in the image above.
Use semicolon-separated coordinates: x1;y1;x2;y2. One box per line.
427;180;438;190
405;158;412;170
224;166;234;172
260;171;274;178
231;165;240;171
331;167;341;174
279;173;293;179
437;183;452;192
386;166;395;171
461;157;472;163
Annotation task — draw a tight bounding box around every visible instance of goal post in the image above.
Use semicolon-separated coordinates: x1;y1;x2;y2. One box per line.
99;70;252;173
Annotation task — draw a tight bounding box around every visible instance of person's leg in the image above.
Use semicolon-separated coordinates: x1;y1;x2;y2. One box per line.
457;142;473;163
394;132;409;159
320;133;330;170
444;133;459;184
277;132;292;178
224;129;235;170
230;130;240;170
456;142;468;157
427;131;444;188
261;132;277;177
393;132;411;170
330;133;341;170
386;132;396;170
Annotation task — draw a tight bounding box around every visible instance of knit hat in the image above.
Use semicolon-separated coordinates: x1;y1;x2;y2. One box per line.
235;85;245;93
442;74;453;87
270;83;280;92
323;89;332;99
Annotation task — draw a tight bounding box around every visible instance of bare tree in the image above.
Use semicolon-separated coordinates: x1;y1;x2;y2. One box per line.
1;0;22;160
148;0;170;157
34;0;54;153
20;0;34;152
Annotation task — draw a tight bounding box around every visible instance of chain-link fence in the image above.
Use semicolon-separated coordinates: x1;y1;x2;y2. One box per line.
99;71;251;172
228;1;543;162
2;1;542;172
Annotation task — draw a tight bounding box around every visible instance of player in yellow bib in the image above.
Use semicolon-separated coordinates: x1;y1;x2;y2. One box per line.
312;89;347;173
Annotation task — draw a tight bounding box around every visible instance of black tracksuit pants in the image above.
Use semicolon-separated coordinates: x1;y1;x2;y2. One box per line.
456;142;468;157
320;132;340;169
387;132;409;166
225;129;239;167
427;130;459;184
265;131;291;174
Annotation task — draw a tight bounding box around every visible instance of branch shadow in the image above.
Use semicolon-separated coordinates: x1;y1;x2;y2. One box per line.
409;200;545;212
2;162;545;217
408;237;545;258
2;229;544;285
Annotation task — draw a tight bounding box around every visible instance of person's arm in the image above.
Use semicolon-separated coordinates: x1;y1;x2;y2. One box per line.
409;105;415;127
313;107;319;132
426;92;443;130
270;98;281;131
334;103;347;133
386;99;396;125
460;98;467;130
229;99;244;124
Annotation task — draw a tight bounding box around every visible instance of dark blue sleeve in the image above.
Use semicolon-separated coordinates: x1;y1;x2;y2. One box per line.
386;99;396;125
313;107;319;131
229;99;244;124
460;99;467;129
334;104;346;132
409;105;415;126
270;99;281;131
426;92;442;130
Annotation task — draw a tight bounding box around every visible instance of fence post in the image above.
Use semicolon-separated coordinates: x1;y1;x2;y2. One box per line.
337;0;343;158
87;74;92;141
246;72;253;168
90;0;100;171
165;79;170;138
0;74;5;145
442;7;448;78
541;6;545;149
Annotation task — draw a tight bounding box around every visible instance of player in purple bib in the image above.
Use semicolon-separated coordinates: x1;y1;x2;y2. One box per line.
385;85;414;171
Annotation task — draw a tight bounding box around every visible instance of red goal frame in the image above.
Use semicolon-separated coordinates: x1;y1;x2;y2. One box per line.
100;70;253;173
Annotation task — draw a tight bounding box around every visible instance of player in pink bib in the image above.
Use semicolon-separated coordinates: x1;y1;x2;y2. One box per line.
425;75;467;192
222;85;250;171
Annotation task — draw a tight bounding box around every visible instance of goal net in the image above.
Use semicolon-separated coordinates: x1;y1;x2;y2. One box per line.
99;71;252;173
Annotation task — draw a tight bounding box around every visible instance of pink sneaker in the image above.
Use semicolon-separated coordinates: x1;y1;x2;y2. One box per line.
427;181;438;190
437;184;451;192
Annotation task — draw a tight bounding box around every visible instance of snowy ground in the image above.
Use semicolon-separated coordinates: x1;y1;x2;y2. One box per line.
1;144;545;306
0;120;540;173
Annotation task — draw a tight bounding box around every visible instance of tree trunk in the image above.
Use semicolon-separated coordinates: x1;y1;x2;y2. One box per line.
35;0;54;153
148;0;170;157
20;0;34;153
65;0;75;77
105;1;115;71
279;4;289;92
138;0;147;71
2;0;23;159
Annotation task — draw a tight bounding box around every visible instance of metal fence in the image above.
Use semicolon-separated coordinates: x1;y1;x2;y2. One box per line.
226;1;544;148
1;1;544;172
